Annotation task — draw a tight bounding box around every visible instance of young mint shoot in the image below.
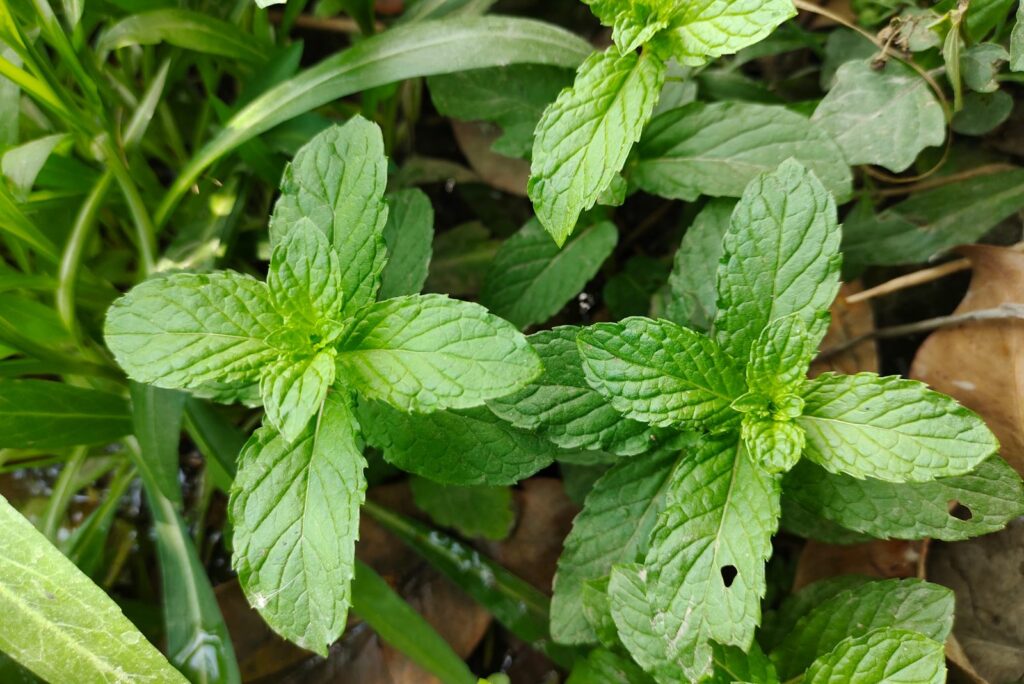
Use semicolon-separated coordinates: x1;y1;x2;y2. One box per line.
571;159;999;681
104;117;541;653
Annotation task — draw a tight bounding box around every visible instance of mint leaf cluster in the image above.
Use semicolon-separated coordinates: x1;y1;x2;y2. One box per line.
553;160;1000;681
104;117;540;653
529;0;796;244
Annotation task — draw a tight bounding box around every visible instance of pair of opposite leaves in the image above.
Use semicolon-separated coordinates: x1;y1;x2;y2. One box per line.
529;0;798;244
104;117;542;653
559;159;997;681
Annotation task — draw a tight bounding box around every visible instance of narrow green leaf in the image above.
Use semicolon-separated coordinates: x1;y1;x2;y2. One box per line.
482;218;617;329
666;199;733;330
267;220;344;327
156;17;591;225
632;102;852;203
0;495;187;684
270;118;387;318
803;629;945;684
552;448;679;644
380;188;434;299
771;578;953;679
811;60;945;173
1;133;67;198
841;169;1024;270
529;47;665;245
644;436;781;681
0;182;59;260
488;327;670;456
0;380;131;449
105;272;284;395
783;456;1024;541
410;477;514;540
129;384;240;684
797;372;999;483
337;294;541;412
0;44;19;147
357;400;557;485
99;9;269;61
428;64;572;158
578;317;746;430
351;561;476;684
230;393;366;654
713;159;841;363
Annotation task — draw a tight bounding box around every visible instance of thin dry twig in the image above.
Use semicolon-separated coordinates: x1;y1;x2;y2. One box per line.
817;304;1024;360
873;163;1018;197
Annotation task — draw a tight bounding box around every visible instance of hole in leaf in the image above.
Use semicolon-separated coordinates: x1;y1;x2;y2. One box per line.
720;565;738;588
949;500;973;521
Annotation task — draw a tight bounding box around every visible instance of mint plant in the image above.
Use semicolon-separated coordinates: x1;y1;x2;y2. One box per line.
528;0;797;244
104;117;541;653
535;159;1008;681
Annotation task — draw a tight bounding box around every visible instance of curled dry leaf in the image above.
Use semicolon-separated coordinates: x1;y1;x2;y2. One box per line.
451;120;531;196
911;245;1024;475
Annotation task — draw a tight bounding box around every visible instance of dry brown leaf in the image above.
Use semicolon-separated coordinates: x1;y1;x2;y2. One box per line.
928;519;1024;683
793;539;926;591
451;120;530;196
811;280;879;377
911;245;1024;475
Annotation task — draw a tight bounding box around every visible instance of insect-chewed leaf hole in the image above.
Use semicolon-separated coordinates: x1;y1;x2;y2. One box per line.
948;500;973;521
720;565;738;588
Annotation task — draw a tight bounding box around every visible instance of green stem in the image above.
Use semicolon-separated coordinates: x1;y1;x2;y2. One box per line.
105;148;157;276
41;446;87;541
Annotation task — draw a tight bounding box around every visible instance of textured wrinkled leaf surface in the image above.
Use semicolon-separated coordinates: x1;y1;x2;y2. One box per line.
268;219;344;326
633;102;851;202
410;478;514;540
812;60;945;173
667;199;733;330
579;317;746;429
336;294;540;412
529;48;665;245
482;219;617;329
269;117;388;318
609;562;688;683
259;351;336;443
797;372;999;483
230;393;366;654
653;0;796;65
357;401;557;485
105;272;284;392
380;188;434;299
488;327;666;455
645;437;781;680
552;448;678;644
803;629;946;684
714;159;841;363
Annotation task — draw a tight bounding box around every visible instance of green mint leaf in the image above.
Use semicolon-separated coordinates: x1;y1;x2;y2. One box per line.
713;159;842;363
803;629;945;684
644;436;781;680
797;372;999;483
489;327;670;456
230;392;365;654
578;317;746;430
742;417;805;474
708;642;779;684
632;102;852;203
609;562;688;683
379;189;434;299
780;496;876;545
529;47;665;246
1012;3;1024;71
481;218;617;330
356;401;557;486
409;477;514;541
336;294;540;412
259;350;336;443
566;648;656;684
770;578;953;679
580;577;619;649
811;60;945;173
746;315;815;398
269;117;389;318
783;456;1024;541
424;222;500;296
612;5;671;53
268;219;344;326
760;576;875;653
652;0;796;66
604;255;671;320
552;447;679;644
105;272;284;393
666;199;733;330
427;64;572;159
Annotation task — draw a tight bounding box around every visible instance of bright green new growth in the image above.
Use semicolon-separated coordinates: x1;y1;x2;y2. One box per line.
529;0;796;243
105;117;540;654
573;160;999;681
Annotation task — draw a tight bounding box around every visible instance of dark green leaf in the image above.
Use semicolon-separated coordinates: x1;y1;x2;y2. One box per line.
0;380;131;449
